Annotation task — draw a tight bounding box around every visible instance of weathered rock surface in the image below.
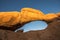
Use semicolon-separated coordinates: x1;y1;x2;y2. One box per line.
0;18;60;40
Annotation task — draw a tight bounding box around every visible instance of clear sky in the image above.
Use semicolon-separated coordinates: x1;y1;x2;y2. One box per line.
15;21;48;32
0;0;60;14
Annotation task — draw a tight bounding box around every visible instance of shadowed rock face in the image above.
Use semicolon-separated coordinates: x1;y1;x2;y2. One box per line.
0;17;60;40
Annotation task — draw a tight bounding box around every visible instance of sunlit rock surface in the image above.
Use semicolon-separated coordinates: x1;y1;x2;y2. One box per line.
0;12;20;27
0;8;60;28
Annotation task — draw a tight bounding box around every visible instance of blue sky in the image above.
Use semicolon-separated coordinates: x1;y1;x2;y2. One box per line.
15;21;48;32
0;0;60;14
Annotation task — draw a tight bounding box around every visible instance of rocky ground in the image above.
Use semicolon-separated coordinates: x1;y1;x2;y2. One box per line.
0;17;60;40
